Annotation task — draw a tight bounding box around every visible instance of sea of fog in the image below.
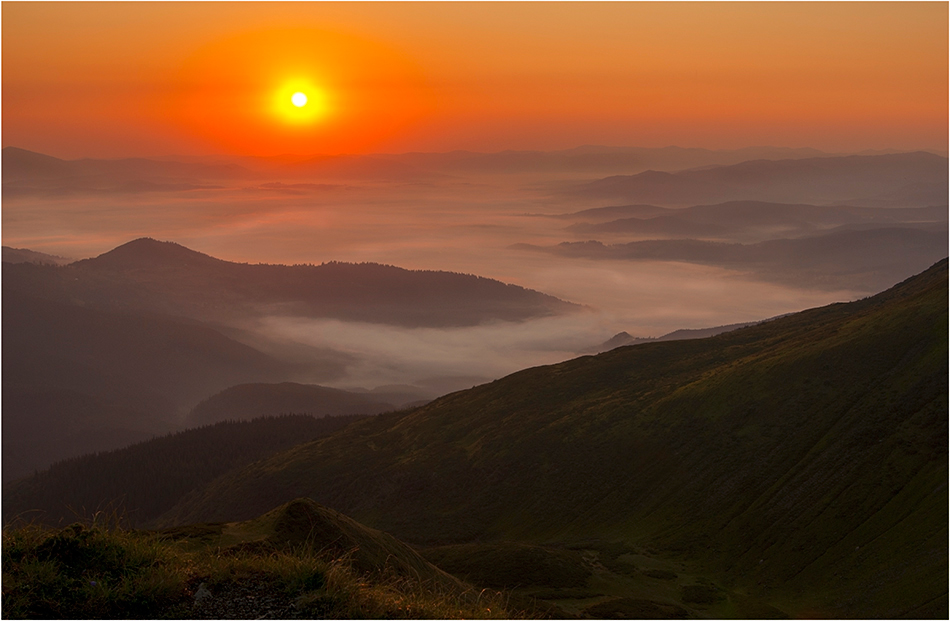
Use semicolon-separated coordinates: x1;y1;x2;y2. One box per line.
3;178;860;394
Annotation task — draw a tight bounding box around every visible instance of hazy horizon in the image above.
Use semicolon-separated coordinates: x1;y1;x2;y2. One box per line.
4;3;947;158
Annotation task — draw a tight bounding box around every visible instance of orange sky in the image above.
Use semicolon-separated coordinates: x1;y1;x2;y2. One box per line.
3;2;947;158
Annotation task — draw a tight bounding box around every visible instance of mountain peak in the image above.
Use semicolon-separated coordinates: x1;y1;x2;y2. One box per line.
2;146;71;179
78;238;223;270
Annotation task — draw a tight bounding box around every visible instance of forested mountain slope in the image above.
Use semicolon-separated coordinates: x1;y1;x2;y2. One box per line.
4;238;578;327
3;415;366;528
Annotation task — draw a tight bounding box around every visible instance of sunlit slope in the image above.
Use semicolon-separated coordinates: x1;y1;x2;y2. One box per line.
160;260;948;616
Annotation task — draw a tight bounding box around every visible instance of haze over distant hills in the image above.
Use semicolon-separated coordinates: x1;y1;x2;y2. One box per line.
1;239;580;479
9;145;945;198
560;201;948;242
1;146;249;197
1;291;292;481
2;145;843;196
570;151;948;206
5;142;946;481
516;226;947;292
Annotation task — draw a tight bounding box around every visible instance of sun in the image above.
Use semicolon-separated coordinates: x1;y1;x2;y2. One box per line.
173;28;434;155
273;80;328;125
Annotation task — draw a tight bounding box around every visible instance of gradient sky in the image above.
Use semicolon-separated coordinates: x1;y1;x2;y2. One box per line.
3;2;947;158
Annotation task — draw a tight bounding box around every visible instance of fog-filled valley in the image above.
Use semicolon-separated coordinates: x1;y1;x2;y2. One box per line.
3;145;947;480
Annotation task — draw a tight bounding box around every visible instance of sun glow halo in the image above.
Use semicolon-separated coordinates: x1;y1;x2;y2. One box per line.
174;28;433;155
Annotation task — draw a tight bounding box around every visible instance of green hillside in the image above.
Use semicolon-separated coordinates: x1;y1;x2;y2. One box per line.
157;260;948;617
3;499;520;619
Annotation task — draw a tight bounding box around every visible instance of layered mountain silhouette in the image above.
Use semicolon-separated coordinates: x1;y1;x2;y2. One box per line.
563;201;948;242
2;239;579;479
151;261;947;617
1;291;293;481
375;145;829;177
1;147;248;197
570;152;948;206
5;238;578;328
1;246;72;266
3;146;837;195
515;226;948;291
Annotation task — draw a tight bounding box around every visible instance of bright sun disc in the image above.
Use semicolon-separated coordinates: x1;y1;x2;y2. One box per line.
175;28;434;155
273;81;328;125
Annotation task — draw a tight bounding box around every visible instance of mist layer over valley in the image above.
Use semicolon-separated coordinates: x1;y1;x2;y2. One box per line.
4;146;947;478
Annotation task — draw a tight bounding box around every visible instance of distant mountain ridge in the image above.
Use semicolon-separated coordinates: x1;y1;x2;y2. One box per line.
1;146;248;196
1;238;579;478
6;237;580;327
3;145;837;193
515;226;948;292
562;201;948;242
571;151;949;206
2;246;72;266
582;320;762;354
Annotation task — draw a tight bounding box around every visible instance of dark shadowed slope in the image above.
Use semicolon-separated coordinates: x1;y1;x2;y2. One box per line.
2;415;366;528
571;152;948;206
4;238;579;327
187;383;396;426
1;288;292;481
157;260;947;617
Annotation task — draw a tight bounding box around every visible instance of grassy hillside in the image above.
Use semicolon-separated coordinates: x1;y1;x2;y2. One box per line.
2;499;521;619
157;260;948;617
